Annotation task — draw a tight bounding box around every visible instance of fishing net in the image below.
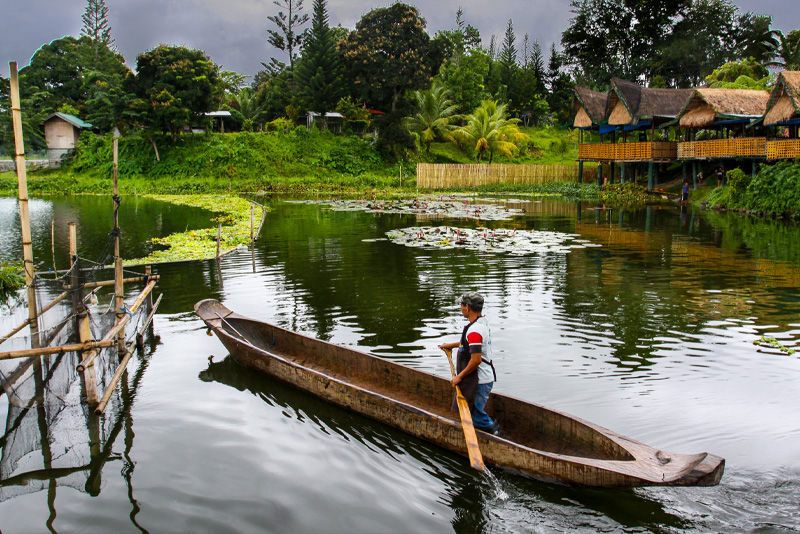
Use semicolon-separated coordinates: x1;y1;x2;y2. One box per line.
0;231;155;501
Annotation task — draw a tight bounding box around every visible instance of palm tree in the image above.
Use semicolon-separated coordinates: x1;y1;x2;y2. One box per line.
229;87;266;127
404;82;462;152
767;31;800;71
454;100;528;163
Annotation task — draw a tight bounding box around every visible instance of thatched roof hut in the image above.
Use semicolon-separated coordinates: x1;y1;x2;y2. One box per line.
763;71;800;126
606;78;693;127
572;87;608;128
677;88;770;128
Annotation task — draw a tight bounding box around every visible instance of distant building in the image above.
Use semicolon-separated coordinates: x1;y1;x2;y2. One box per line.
43;112;92;168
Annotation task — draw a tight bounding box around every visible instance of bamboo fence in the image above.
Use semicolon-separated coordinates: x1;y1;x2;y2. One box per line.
416;163;596;189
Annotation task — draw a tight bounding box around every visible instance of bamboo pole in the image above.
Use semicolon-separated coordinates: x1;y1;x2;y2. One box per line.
250;204;254;242
77;278;156;372
77;303;99;406
96;291;162;414
216;223;222;258
0;339;116;361
62;274;159;291
9;62;38;339
51;219;57;278
0;290;70;346
112;135;125;352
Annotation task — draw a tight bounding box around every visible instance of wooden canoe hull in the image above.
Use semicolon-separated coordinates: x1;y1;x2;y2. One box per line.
195;299;724;488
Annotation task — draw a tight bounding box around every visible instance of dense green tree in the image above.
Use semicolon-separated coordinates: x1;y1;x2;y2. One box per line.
128;45;220;140
705;58;768;86
404;81;461;152
657;0;740;87
340;3;445;112
561;0;637;84
255;68;295;122
0;75;48;151
81;0;116;59
546;44;574;124
84;70;139;133
294;0;345;113
454;100;527;163
267;0;309;72
434;8;488;115
436;49;490;116
19;35;129;115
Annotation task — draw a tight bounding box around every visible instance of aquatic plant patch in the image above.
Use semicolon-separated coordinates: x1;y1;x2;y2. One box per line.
384;226;601;255
293;197;526;221
125;195;268;264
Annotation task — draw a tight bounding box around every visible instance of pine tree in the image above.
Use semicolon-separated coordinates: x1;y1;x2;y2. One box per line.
81;0;116;59
498;19;518;90
293;0;345;113
267;0;309;72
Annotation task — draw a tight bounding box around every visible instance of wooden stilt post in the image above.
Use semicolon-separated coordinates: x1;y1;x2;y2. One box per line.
692;161;697;189
597;163;603;187
648;162;654;190
620;163;626;183
609;162;615;185
578;161;584;183
9;62;38;341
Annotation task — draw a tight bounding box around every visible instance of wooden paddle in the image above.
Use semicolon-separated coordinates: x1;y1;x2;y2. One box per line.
444;348;485;472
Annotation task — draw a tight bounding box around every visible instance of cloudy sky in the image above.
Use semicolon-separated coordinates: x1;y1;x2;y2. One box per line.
2;0;799;79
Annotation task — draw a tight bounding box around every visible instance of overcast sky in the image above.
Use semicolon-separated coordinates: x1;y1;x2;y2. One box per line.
2;0;799;80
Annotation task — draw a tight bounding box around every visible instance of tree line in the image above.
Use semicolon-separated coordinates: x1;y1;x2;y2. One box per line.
1;0;798;162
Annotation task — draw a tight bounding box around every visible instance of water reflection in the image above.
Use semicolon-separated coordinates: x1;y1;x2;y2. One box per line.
2;195;800;532
0;320;157;534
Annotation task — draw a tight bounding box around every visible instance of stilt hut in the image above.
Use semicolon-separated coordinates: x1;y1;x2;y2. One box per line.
676;88;770;162
572;87;608;130
763;71;800;160
572;87;608;183
578;78;692;188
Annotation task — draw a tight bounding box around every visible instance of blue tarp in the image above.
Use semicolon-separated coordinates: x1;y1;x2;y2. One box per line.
624;121;651;131
715;119;750;126
599;124;621;135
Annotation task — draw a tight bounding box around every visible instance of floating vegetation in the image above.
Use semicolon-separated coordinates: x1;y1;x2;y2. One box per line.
386;226;601;255
125;195;269;264
294;197;525;221
753;336;796;355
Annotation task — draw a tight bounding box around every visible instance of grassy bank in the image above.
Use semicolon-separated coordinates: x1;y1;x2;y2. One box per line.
0;127;581;196
691;163;800;219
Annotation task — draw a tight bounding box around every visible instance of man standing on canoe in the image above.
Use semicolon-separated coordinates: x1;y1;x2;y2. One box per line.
439;292;502;436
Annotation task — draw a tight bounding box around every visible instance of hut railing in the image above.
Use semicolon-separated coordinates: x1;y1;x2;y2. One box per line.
578;142;677;162
678;138;767;160
766;139;800;160
416;164;596;188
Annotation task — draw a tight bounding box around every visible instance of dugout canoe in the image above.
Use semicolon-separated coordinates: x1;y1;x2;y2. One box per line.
195;299;724;488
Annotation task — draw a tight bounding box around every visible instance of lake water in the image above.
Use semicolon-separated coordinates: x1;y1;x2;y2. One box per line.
0;195;799;533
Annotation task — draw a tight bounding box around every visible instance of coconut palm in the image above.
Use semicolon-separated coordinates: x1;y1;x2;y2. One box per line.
404;82;462;152
454;100;528;163
767;31;800;71
229;87;266;126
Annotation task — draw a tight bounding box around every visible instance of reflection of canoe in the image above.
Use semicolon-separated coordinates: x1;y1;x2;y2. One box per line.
195;299;724;488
